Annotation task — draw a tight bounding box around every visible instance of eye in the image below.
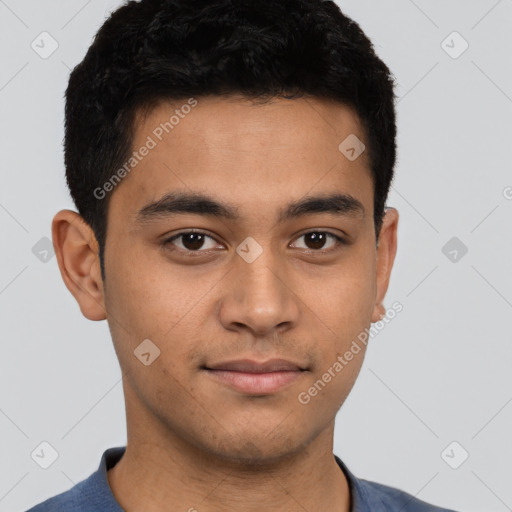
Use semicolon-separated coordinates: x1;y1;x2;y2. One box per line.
162;229;347;256
290;231;346;252
163;231;222;253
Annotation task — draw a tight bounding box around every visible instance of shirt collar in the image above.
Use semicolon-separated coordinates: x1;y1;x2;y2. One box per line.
85;446;125;511
334;454;378;511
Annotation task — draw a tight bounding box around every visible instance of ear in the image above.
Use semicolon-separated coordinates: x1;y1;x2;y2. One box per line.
371;207;399;323
52;209;107;321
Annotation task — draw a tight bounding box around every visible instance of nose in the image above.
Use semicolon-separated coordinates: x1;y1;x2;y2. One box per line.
218;247;300;337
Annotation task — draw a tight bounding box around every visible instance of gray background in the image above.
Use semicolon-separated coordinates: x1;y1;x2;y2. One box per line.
1;1;511;511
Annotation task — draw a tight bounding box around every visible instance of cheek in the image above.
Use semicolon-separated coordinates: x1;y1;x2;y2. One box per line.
105;243;208;331
302;247;375;379
103;250;225;376
308;249;376;329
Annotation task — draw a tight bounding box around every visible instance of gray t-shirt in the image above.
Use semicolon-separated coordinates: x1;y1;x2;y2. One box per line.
26;446;459;511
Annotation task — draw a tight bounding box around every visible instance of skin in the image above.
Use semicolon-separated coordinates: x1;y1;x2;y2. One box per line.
52;94;398;512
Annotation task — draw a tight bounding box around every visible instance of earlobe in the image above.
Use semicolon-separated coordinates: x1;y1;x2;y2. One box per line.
371;303;386;324
371;207;399;324
52;209;107;321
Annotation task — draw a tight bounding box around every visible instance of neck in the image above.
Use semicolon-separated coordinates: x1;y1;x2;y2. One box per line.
107;382;351;511
107;426;351;512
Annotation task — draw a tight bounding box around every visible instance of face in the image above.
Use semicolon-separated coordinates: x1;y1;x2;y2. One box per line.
55;94;398;464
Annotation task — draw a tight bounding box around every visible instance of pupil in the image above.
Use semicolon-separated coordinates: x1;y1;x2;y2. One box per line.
306;232;325;250
183;233;204;250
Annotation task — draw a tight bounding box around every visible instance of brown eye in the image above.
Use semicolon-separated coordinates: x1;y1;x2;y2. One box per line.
180;233;206;250
290;231;345;251
164;231;220;252
304;232;328;250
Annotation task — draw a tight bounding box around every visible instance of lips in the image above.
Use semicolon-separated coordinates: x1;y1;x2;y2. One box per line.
205;358;305;373
203;358;307;394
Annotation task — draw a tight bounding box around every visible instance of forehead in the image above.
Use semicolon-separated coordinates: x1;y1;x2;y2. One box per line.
108;95;373;224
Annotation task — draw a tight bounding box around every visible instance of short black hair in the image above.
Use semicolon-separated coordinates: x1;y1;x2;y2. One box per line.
64;0;397;280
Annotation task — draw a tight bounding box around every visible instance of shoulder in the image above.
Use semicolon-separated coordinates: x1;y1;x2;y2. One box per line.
25;446;126;512
355;477;459;512
25;476;93;512
334;455;459;512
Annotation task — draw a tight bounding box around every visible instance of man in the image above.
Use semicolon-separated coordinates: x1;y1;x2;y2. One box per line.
27;0;459;510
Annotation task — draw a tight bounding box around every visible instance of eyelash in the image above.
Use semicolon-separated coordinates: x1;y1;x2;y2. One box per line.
162;230;347;256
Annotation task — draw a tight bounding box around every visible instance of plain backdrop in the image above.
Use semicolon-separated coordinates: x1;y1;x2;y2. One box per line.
1;1;511;511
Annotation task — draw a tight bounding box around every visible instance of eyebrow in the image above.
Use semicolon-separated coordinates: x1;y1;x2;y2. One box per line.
135;191;365;225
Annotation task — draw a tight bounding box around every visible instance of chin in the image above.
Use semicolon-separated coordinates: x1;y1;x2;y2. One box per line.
198;429;309;468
